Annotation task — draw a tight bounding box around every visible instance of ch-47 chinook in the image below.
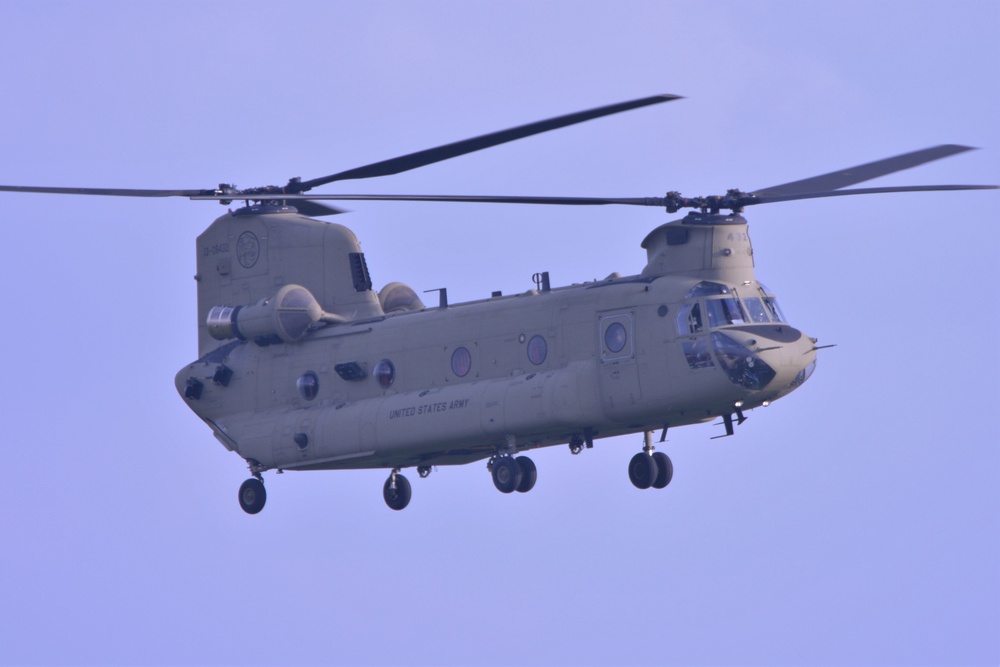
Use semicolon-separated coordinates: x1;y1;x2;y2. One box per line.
2;95;997;514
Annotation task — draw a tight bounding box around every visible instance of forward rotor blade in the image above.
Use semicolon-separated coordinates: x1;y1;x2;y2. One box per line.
752;145;977;196
292;94;681;192
0;184;209;197
749;184;999;205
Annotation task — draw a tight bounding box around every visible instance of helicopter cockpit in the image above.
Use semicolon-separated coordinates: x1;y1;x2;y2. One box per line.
675;280;788;389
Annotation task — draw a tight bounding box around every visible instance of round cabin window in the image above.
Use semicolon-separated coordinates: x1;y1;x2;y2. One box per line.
451;347;472;377
605;322;627;354
527;335;547;365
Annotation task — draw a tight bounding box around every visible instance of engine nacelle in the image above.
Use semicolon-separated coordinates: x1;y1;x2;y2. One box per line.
379;282;426;313
207;284;323;344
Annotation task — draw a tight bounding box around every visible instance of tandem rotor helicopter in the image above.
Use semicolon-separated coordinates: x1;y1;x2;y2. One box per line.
3;94;996;514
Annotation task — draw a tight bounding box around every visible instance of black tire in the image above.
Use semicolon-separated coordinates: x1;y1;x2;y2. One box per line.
628;452;658;490
651;452;673;489
383;474;412;510
515;456;537;493
491;457;523;494
238;478;267;514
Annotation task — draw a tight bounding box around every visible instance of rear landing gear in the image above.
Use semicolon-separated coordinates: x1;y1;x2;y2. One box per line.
628;431;672;491
383;470;411;511
238;478;267;514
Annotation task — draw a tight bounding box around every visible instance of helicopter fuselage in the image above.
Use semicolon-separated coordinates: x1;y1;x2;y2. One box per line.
175;210;817;475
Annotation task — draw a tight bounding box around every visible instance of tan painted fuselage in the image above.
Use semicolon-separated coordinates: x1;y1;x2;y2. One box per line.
176;209;817;474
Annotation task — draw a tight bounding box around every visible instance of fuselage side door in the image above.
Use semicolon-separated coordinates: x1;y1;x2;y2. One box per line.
597;311;641;414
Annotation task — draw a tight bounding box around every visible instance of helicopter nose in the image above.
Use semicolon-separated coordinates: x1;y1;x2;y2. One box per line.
716;325;817;393
753;327;818;392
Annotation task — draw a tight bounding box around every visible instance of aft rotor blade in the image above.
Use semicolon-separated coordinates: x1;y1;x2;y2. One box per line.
0;184;209;197
292;94;681;192
752;145;977;196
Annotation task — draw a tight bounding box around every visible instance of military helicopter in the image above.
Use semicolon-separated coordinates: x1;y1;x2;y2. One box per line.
2;94;996;514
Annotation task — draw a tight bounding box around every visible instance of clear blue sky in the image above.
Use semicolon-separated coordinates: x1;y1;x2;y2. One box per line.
1;1;997;665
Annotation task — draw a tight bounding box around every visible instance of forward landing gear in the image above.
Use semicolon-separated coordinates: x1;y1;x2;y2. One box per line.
651;451;673;489
628;452;657;489
628;431;673;491
490;455;537;494
383;469;412;511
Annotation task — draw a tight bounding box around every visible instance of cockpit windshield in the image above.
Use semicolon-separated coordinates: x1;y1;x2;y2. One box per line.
705;298;747;327
763;296;786;323
676;281;788;333
741;297;771;323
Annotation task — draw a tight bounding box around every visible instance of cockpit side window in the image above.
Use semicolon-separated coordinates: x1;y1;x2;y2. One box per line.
675;302;704;335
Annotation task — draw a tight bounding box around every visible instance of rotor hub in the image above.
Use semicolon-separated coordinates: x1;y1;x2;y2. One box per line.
664;189;758;214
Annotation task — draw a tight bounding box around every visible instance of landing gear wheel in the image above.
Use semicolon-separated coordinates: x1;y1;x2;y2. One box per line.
651;452;673;489
515;456;537;493
383;473;412;511
238;478;266;514
491;457;523;494
628;452;659;490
